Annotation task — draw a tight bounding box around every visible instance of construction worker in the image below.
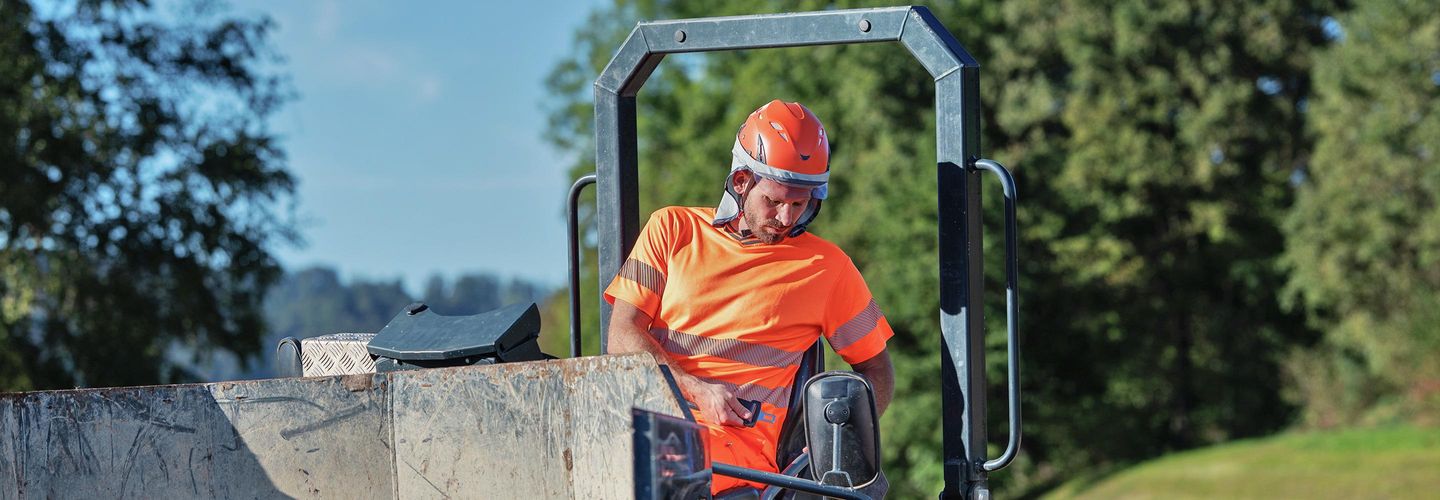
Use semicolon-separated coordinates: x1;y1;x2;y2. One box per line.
606;99;895;494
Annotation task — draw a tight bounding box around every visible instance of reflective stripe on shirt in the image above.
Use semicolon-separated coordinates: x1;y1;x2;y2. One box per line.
650;327;805;370
829;299;882;352
618;258;666;295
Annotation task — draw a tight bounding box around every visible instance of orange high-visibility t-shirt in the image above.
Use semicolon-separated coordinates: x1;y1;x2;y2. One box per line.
605;206;893;492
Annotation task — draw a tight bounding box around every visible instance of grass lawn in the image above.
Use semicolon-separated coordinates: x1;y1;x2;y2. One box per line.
1043;426;1440;499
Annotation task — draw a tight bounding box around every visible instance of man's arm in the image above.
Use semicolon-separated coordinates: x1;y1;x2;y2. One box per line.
852;349;895;416
608;299;751;426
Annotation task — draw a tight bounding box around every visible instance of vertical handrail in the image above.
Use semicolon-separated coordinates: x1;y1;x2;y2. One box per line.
974;159;1022;472
568;174;597;358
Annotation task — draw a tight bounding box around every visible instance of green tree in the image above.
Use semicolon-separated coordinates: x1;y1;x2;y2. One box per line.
0;0;295;390
1281;0;1440;427
997;1;1342;488
545;0;1340;495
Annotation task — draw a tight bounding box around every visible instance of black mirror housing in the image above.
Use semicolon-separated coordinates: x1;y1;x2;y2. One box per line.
802;371;882;489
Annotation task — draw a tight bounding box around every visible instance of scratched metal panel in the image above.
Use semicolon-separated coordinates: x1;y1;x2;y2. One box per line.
208;374;393;499
5;384;287;499
1;396;16;500
389;353;684;499
567;354;686;499
390;359;571;499
3;353;683;499
3;375;393;499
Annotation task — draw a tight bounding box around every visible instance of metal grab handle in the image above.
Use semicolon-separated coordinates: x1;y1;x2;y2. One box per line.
974;158;1022;472
567;174;597;358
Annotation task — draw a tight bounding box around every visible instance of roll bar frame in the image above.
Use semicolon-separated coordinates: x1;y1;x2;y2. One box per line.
591;7;1016;498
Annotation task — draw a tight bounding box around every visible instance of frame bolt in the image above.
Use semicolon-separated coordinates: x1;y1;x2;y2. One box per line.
859;19;871;33
674;30;686;43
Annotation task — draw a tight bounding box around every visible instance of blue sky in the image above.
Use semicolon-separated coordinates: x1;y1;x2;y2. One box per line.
242;0;605;292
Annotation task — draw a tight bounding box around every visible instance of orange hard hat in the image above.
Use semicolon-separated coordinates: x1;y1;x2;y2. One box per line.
714;100;831;236
734;100;830;178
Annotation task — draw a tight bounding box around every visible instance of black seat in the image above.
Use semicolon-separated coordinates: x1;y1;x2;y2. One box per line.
774;341;825;468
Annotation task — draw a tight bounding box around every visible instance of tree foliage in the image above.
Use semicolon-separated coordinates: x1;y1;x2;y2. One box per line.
544;0;1350;495
1281;0;1440;427
996;0;1341;484
0;0;295;390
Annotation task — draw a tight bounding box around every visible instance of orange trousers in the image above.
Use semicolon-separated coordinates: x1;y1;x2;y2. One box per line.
705;423;780;494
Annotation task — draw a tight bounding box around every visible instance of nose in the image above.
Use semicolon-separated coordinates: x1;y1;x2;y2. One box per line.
776;204;801;226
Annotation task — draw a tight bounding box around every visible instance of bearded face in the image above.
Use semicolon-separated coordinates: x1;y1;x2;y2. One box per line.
734;173;812;244
742;194;789;244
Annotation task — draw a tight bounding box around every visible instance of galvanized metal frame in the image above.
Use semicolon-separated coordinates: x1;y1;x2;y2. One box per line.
593;6;994;498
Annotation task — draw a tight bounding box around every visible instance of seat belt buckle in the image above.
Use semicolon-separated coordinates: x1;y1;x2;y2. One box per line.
739;398;772;427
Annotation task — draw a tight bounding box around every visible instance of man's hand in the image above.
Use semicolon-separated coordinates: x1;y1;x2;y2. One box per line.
681;376;751;426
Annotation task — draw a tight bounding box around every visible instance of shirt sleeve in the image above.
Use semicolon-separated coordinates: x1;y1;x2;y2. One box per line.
823;258;894;365
603;209;675;319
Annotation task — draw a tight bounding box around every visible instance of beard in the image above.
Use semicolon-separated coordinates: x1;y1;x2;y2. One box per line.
741;197;789;244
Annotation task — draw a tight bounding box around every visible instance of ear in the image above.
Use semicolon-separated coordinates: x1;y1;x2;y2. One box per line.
731;170;756;194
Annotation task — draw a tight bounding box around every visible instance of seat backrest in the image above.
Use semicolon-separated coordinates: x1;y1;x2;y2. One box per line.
774;341;825;467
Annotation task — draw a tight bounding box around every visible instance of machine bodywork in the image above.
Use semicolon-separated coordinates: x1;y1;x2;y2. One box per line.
0;354;685;498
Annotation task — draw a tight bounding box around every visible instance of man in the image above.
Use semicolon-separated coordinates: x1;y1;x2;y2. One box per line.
606;100;895;494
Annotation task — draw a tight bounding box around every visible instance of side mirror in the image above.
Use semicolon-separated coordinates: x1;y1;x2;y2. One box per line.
632;409;711;500
802;371;881;489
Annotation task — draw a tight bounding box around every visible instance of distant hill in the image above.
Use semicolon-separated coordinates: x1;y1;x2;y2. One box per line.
1043;426;1440;499
188;266;551;381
